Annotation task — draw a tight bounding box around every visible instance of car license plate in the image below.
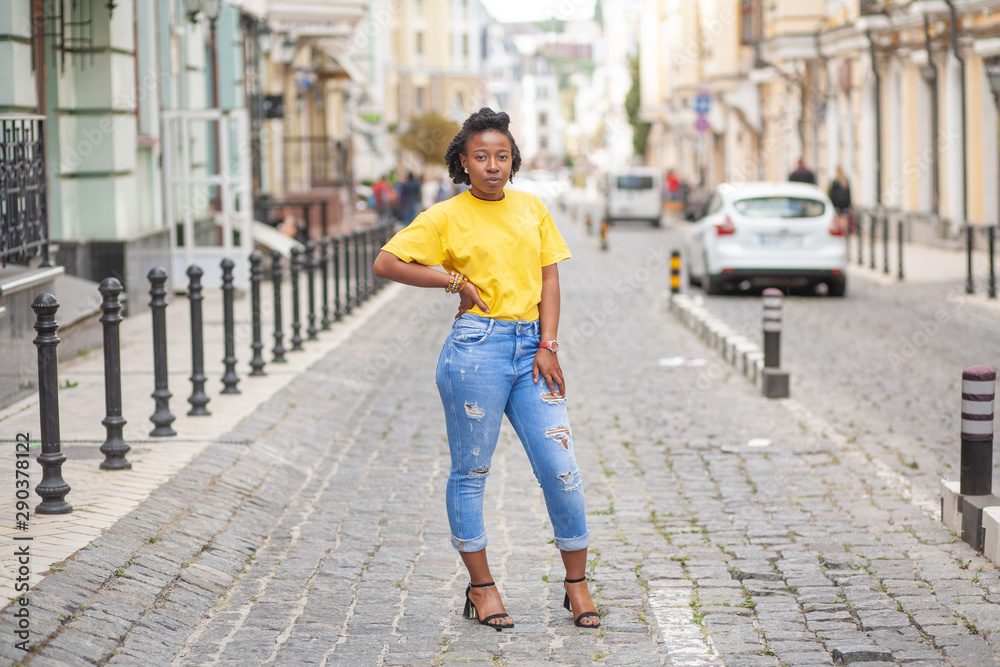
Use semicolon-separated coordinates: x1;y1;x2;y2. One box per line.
758;233;801;248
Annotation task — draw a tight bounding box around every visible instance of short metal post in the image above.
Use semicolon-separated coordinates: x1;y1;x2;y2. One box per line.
363;228;373;299
305;240;319;340
600;221;609;251
148;267;176;437
882;212;890;275
760;288;789;399
271;250;287;363
960;365;995;496
343;233;353;315
249;252;266;376
320;237;331;330
290;246;304;350
333;235;343;320
186;265;211;415
897;219;905;281
670;250;681;295
354;229;363;305
870;210;877;270
220;258;240;394
762;288;782;369
31;293;72;514
857;210;864;266
989;226;997;299
98;279;131;470
967;225;976;295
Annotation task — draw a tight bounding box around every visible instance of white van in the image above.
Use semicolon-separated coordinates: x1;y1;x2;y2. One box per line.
605;167;662;227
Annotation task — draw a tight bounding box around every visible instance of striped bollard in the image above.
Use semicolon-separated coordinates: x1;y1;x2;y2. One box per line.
961;365;995;496
670;250;681;295
959;365;1000;551
760;288;789;399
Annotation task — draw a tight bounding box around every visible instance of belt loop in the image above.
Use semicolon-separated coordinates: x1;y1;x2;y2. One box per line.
486;318;495;335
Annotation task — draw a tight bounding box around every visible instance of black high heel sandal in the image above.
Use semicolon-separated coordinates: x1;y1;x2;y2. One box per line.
563;577;601;628
464;582;514;631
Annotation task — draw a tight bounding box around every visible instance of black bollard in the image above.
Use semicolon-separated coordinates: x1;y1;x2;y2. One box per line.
271;250;287;363
354;229;363;305
366;228;375;298
670;250;681;295
897;219;905;282
333;235;343;321
320;237;331;330
760;288;789;399
220;258;240;394
966;225;975;294
31;294;72;514
249;252;266;376
98;278;132;470
961;365;995;496
882;212;890;275
857;210;864;266
989;226;997;299
148;268;177;437
290;246;304;350
344;233;353;315
870;210;877;271
306;240;319;341
186;265;211;416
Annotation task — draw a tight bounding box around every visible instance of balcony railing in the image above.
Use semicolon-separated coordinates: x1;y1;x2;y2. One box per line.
284;136;350;192
860;0;890;15
0;115;49;267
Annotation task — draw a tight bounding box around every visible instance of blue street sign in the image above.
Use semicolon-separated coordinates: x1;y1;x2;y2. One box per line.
695;94;712;115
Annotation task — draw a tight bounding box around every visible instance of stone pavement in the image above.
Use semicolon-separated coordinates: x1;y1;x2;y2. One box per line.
2;206;1000;665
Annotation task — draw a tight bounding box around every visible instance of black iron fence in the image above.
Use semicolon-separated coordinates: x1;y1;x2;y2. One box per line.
283;136;350;192
1;115;49;267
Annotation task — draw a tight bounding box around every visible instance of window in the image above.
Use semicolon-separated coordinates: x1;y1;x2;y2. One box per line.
740;0;759;45
539;136;548;150
416;31;424;55
539;111;547;127
616;175;655;190
415;87;425;112
733;197;826;218
462;34;469;57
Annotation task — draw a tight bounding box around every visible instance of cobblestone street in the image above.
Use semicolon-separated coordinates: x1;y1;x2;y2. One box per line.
4;210;1000;666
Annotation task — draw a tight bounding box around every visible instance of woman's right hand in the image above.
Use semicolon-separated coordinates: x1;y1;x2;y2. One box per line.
457;281;490;318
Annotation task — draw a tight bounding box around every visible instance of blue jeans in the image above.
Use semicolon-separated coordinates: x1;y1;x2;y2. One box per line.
435;314;591;553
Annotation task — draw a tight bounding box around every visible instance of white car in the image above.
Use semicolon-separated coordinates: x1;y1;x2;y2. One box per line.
684;181;847;296
605;167;663;227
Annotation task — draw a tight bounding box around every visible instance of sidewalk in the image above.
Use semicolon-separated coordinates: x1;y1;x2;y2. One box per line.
0;268;402;602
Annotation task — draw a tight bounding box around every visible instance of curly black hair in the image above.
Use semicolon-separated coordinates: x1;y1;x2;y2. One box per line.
444;107;522;185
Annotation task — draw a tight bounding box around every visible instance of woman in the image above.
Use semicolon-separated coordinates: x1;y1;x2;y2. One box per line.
828;165;853;234
373;108;599;631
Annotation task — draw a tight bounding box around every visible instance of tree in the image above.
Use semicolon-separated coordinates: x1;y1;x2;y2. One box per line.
625;54;651;158
398;112;461;166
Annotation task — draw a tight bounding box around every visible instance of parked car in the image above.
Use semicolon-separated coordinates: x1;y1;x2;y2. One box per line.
684;181;847;296
604;167;663;227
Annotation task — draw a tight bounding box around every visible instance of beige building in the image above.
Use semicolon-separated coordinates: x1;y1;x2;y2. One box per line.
641;0;1000;237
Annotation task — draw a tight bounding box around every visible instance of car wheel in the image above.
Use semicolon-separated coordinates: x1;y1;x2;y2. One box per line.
651;217;661;228
686;268;701;287
827;276;847;297
704;273;725;295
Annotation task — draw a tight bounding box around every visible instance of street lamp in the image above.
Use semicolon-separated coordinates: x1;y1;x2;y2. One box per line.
279;36;297;65
258;23;273;56
184;0;222;24
184;0;202;22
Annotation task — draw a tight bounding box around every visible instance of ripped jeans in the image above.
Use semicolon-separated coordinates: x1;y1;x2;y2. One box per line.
435;314;590;553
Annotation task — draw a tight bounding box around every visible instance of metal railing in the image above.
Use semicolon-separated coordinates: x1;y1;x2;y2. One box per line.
283;136;350;192
1;115;49;267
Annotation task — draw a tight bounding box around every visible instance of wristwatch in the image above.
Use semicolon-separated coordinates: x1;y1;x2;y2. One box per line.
539;340;559;354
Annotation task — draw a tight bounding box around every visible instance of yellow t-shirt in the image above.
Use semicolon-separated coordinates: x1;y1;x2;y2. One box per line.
381;189;571;321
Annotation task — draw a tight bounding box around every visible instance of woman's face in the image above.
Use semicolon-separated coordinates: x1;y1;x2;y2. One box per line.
460;130;512;201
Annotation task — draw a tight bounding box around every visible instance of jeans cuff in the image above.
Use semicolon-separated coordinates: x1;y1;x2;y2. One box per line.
451;530;488;553
554;530;590;552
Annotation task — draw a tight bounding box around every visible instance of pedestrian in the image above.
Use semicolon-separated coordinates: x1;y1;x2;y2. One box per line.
372;107;599;632
372;175;393;217
789;158;816;184
828;165;853;234
400;171;422;224
664;169;680;201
